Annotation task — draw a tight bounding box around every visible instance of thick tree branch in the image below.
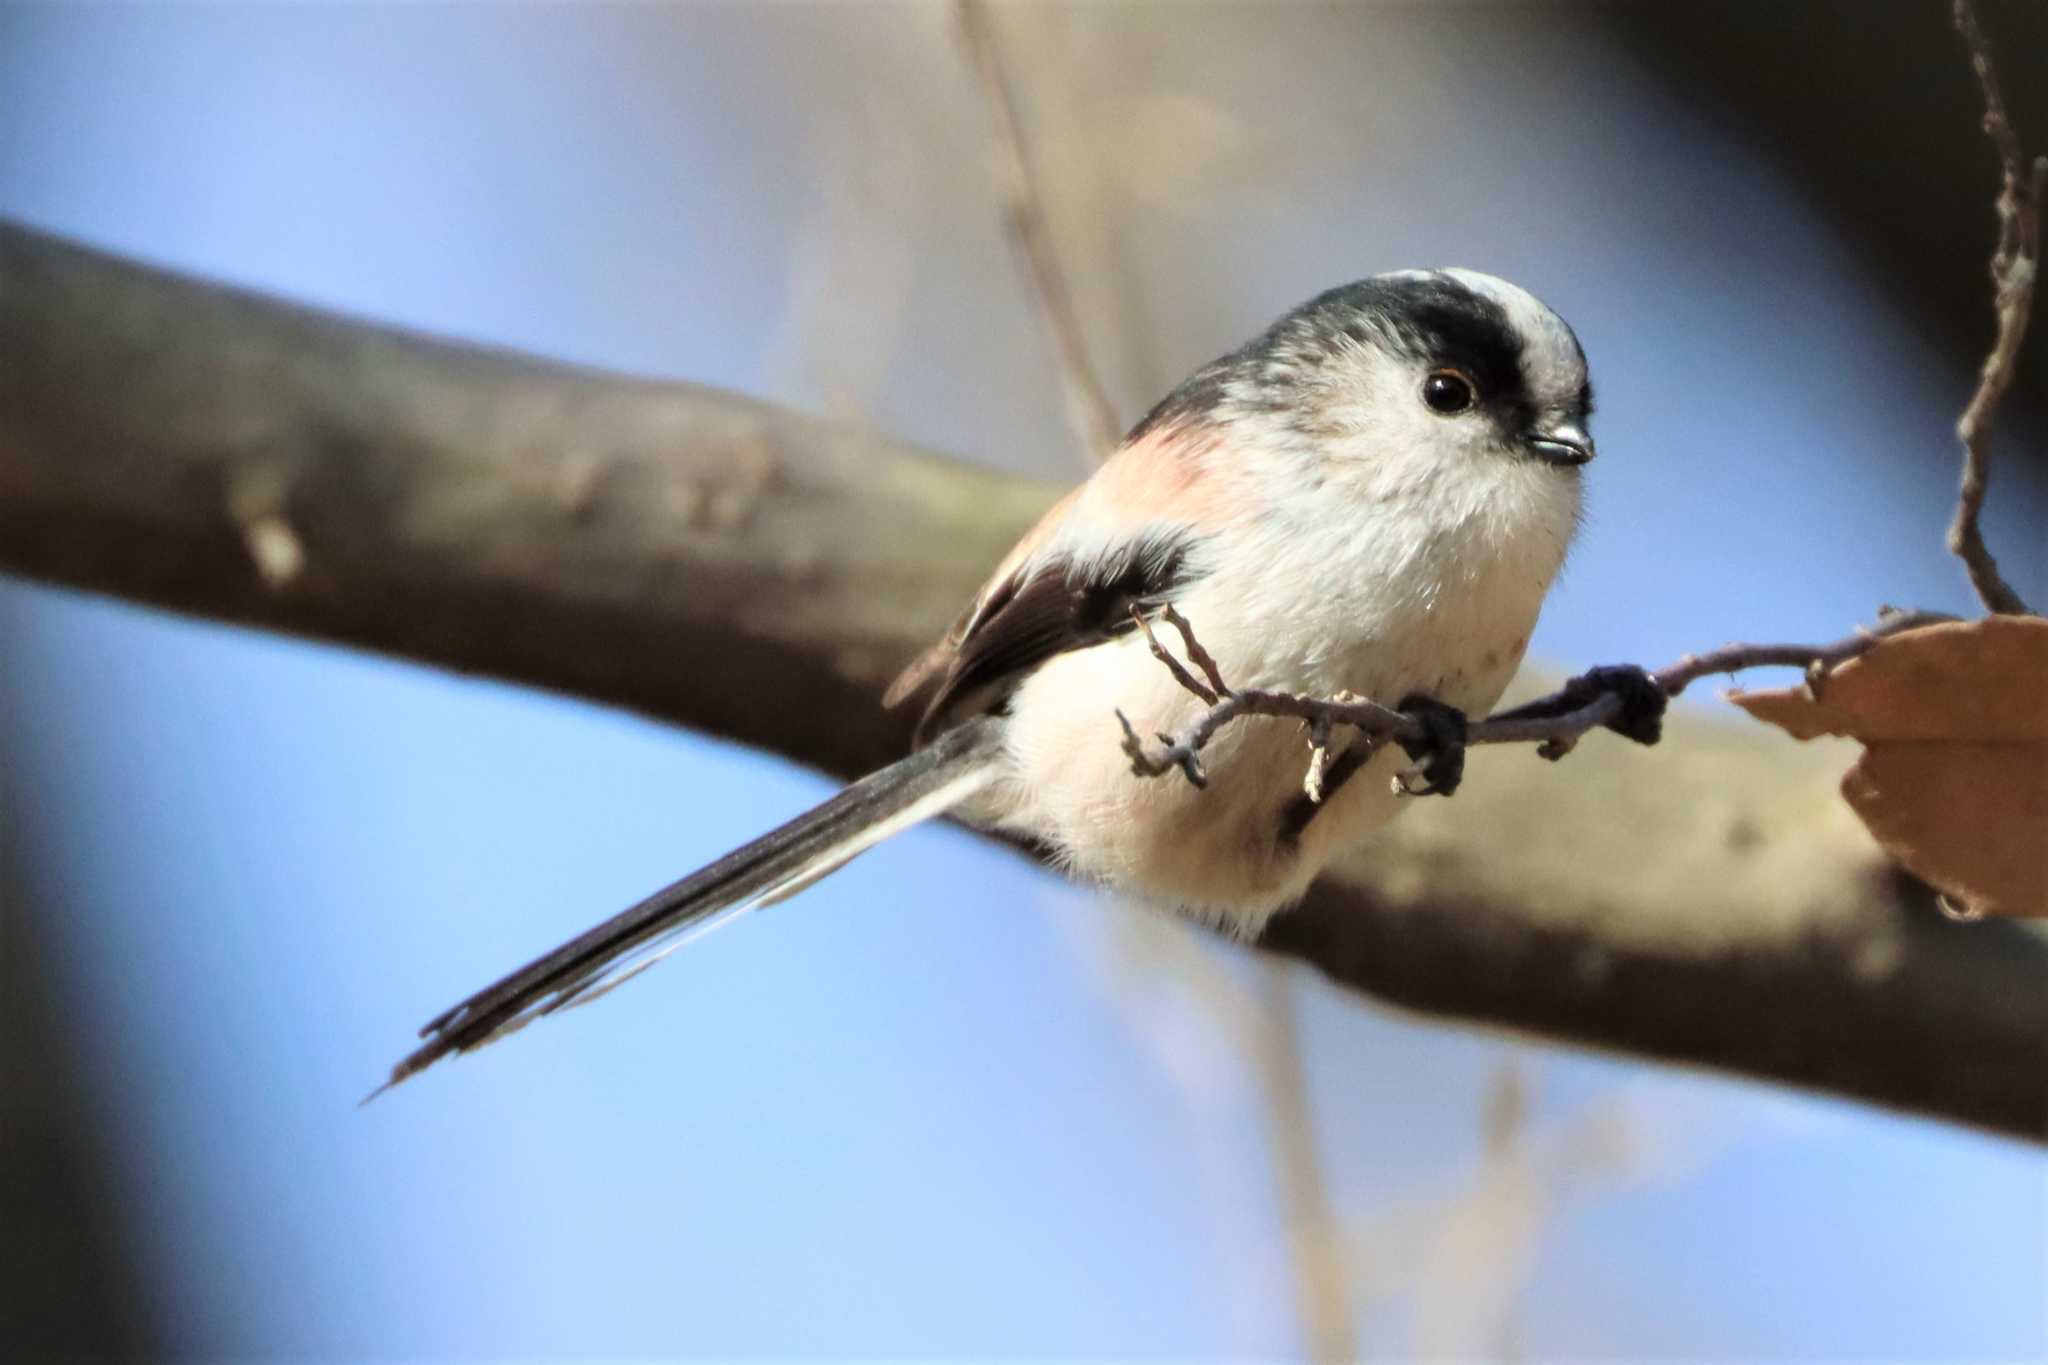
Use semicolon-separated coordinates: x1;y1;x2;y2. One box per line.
4;220;2043;1142
0;222;1056;780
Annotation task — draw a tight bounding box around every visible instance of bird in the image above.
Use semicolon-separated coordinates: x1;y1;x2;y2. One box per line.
378;267;1622;1094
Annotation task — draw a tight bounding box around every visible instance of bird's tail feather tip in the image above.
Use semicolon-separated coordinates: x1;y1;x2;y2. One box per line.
362;1039;448;1104
358;1070;406;1108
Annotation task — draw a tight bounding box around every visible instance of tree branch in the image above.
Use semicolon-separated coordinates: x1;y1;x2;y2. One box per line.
0;222;1057;781
4;220;2043;1143
1946;0;2041;617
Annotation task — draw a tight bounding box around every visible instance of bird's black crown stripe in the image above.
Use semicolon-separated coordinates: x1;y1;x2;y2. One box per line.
1127;272;1583;443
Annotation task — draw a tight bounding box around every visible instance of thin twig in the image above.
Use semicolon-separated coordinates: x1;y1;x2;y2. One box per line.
1160;604;1233;699
1946;0;2040;617
1129;605;1220;705
1119;609;1958;789
956;0;1125;465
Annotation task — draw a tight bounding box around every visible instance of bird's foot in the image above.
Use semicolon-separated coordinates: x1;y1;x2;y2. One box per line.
1393;694;1468;797
1569;664;1667;746
1491;663;1668;759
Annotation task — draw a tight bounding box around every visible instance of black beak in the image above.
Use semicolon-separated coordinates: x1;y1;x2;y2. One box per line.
1526;422;1594;467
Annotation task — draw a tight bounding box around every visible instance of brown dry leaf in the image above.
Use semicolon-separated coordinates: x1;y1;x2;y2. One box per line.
1730;616;2048;918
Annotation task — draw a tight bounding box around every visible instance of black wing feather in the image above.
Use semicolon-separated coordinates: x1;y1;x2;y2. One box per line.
912;531;1202;743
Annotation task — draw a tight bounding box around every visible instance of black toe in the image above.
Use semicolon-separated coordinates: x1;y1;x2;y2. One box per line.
1577;665;1666;746
1395;693;1469;796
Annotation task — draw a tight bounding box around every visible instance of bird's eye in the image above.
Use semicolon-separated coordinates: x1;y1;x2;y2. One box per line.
1421;369;1477;414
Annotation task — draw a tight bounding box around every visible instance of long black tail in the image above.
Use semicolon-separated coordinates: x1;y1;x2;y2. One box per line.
376;718;1004;1096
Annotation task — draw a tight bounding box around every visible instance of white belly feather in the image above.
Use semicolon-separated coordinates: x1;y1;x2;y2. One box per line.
976;455;1577;935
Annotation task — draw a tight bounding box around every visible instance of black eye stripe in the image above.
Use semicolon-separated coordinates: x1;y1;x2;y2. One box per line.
1377;283;1523;394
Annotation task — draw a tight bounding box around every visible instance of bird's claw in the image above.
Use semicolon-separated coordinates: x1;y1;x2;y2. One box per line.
1572;664;1667;746
1393;694;1468;797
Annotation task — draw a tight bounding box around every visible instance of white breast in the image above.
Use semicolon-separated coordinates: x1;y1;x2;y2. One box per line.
977;444;1580;936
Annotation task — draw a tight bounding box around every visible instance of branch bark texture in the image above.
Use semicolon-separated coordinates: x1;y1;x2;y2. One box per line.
4;221;2043;1142
0;222;1054;779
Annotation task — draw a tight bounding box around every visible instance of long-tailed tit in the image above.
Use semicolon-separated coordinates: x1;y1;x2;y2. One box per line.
382;268;1607;1091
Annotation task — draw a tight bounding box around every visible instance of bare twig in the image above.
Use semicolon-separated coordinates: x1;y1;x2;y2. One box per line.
956;0;1125;464
1159;603;1231;698
1120;608;1958;789
1946;0;2040;617
1129;604;1221;705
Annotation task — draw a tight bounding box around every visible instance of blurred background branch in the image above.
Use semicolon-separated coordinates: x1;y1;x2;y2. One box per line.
5;218;2042;1143
957;0;1122;466
1252;962;1357;1363
957;11;1358;1351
